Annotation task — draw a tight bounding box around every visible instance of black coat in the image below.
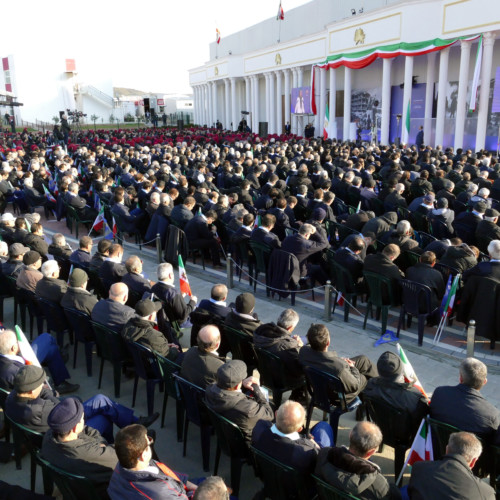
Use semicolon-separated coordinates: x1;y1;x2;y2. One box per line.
150;281;196;324
179;346;225;389
99;260;127;287
121;272;151;296
250;227;281;249
60;287;98;317
334;248;364;284
406;262;445;309
224;310;261;336
24;233;49;259
35;276;67;303
91;298;135;333
281;231;329;276
170;204;194;229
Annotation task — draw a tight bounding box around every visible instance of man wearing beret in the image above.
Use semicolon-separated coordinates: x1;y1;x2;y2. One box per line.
41;397;118;496
61;268;98;316
2;242;29;278
5;365;158;439
16;250;43;293
205;359;273;441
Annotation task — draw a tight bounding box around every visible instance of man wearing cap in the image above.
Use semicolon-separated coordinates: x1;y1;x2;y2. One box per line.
1;242;29;277
414;193;436;217
92;282;135;333
224;292;261;336
0;329;78;394
475;208;500;250
16;250;43;292
24;223;49;261
363;351;429;434
122;299;180;361
61;268;98;316
35;260;68;303
205;359;273;441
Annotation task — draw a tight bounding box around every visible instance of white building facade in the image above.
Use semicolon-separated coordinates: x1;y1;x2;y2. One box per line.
189;0;500;151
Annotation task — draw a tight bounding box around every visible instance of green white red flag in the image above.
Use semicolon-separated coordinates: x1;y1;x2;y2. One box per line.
397;343;428;399
323;103;330;140
90;208;106;234
15;325;40;367
178;255;192;296
469;34;483;112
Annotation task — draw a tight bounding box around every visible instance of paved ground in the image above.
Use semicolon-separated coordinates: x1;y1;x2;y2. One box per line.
1;211;499;499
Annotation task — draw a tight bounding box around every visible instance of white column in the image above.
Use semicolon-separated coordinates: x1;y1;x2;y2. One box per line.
212;82;218;126
224;79;230;130
318;67;327;138
230;77;237;131
264;73;271;131
284;69;291;134
343;67;352;141
276;70;283;135
291;68;298;134
297;67;304;136
244;77;251;130
424;52;436;146
454;41;471;149
435;48;450;147
196;86;201;125
381;58;392;145
201;85;206;126
207;83;213;126
253;75;260;134
329;68;337;138
401;56;414;145
193;87;198;124
476;32;496;151
269;72;276;134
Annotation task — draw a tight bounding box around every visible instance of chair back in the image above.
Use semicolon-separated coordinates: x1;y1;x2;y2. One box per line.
430;217;453;239
90;321;127;364
363;271;397;307
414;231;436;249
6;414;44;452
330;258;356;295
410;211;430;233
224;326;257;370
453;222;475;244
312;475;362;500
251;446;313;500
156;353;181;400
400;279;433;315
248;240;272;275
63;307;94;343
395;250;421;272
303;366;349;413
53;256;72;282
38;297;69;334
337;225;359;245
433;263;460;282
126;289;142;308
174;375;206;427
87;268;108;299
126;341;162;381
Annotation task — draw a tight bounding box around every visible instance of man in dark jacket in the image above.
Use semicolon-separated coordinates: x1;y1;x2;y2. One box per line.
315;421;401;499
69;235;92;269
180;325;225;389
121;255;152;297
170;196;195;229
333;236;365;291
99;243;127;288
89;239;111;272
48;233;72;259
184;210;221;267
361;212;398;240
2;242;29;277
250;214;281;249
24;223;49;260
91;283;135;333
35;259;68;303
122;299;180;361
224;292;261;336
205;359;273;442
408;432;495;500
462;239;500;283
61;268;98;316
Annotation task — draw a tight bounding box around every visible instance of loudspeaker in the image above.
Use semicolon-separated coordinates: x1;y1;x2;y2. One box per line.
143;98;150;113
177;120;184;130
259;121;268;137
59;111;65;119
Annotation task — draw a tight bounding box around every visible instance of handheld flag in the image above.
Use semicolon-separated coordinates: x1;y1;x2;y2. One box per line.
178;255;192;296
405;99;411;136
441;274;459;318
15;325;41;367
323;103;329;140
469;34;483;112
397;343;428;399
277;1;284;20
89;208;105;234
254;214;261;228
216;28;221;44
24;217;31;233
103;219;116;240
42;184;56;204
336;292;345;307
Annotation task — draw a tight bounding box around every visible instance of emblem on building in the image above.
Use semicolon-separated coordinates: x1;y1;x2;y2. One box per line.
354;28;366;45
214;66;219;76
275;53;282;65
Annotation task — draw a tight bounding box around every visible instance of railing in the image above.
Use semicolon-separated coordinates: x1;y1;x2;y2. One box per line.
79;85;114;107
21;119;52;132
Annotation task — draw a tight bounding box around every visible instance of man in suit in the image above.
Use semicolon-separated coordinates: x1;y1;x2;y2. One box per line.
268;198;291;241
99;243;127;288
453;200;486;244
61;268;98;316
463;239;500;283
35;259;68;303
91;282;135;333
184;210;221;267
23;177;49;209
16;250;43;293
122;255;151;297
170;196;195;229
409;432;495;499
111;186;144;235
250;214;281;249
361;212;398;240
475;209;500;250
66;182;97;221
333;236;365;291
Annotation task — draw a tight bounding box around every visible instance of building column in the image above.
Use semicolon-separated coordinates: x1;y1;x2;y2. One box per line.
264;73;270;131
297;67;304;136
435;48;450;147
454;41;471;150
424;52;436;146
381;58;392;145
476;32;496;151
291;68;298;134
212;82;218;126
276;70;283;135
253;75;260;134
269;72;276;134
401;55;414;145
283;69;291;134
329;68;337;138
201;85;206;126
230;77;237;131
343;67;352;141
244;77;251;130
206;83;213;126
193;87;198;124
319;67;327;138
224;79;231;130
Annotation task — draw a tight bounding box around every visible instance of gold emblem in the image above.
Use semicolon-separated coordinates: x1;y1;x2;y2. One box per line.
214;66;219;76
354;28;366;45
275;53;282;65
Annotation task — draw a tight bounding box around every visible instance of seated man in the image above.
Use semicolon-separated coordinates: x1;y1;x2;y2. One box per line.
61;268;98;316
48;232;72;258
379;220;421;254
91;282;135;333
108;424;198;499
0;328;78;394
150;262;197;326
184;209;222;268
6;365;157;440
69;235;93;269
192;477;228;500
363;351;429;434
250;213;281;249
16;250;43;293
408;432;495;500
12;217;29;244
66;182;98;221
122;255;152;296
111;186;145;235
298;324;378;404
99;243;127;287
205;359;273;441
89;238;111;272
224;292;262;336
170;195;195;229
35;259;68;303
41;397;119;498
315;421;402;499
430;357;499;442
333;236;365;292
180;325;225;389
463;239;500;283
2;242;29;278
24;223;49;260
122;299;180;361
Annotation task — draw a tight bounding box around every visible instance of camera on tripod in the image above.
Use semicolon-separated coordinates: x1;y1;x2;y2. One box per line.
66;109;87;122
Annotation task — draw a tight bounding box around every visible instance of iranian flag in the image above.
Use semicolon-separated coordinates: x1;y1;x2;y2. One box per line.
178;255;192;296
254;214;261;228
42;184;56;204
216;28;221;45
323;103;330;139
277;1;284;21
15;325;40;367
441;274;459;318
469;34;483;112
397;343;428;399
90;208;105;234
103;218;117;241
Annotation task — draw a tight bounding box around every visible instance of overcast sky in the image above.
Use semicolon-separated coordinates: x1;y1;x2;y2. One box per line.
2;0;310;95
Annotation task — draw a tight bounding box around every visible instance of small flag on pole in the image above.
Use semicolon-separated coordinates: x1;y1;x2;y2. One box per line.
24;217;31;233
356;201;361;213
323;103;329;140
441;274;459;318
178;255;192;296
89;208;106;234
254;214;261;228
336;292;345;306
277;1;284;20
42;184;56;204
216;28;221;44
397;343;428;399
15;325;41;367
67;264;74;284
469;34;483;112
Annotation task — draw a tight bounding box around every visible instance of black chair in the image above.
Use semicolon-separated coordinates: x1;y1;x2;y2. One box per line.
251;446;314;500
5;275;20;325
205;405;251;498
38;297;71;347
53;255;72;282
363;271;398;336
87;268;108;299
0;272;14;322
0;387;11;444
224;326;257;376
66;205;92;239
254;345;306;407
453;221;475;245
233;238;254;285
303;366;361;445
125;289;143;308
248;240;272;295
430;217;453;239
434;262;460;283
312;474;362;499
327;253;359;323
489;445;500;492
174;375;212;472
17;288;44;340
410;211;430;233
126;341;162;417
414;231;436;249
267;249;302;305
63;307;95;377
395;249;420;273
397;279;434;346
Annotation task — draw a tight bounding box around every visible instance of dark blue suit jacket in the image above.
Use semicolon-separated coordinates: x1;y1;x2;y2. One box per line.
111;203;137;233
250;227;281;249
281;231;329;275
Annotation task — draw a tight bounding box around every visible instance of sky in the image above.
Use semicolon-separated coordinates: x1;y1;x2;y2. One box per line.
2;0;311;95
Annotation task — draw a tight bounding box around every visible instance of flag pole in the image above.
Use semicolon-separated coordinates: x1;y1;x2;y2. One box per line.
278;17;282;44
395;418;426;486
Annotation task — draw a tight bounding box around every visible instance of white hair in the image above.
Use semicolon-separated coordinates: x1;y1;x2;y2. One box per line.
157;262;173;281
41;260;59;278
488;240;500;260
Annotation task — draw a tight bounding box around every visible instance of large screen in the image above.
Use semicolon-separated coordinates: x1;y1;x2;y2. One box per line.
291;86;311;114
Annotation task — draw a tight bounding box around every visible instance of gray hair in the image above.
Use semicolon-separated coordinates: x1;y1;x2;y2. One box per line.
160;193;170;205
395;183;405;194
150;192;160;204
487;240;500;260
276;400;305;434
277;309;299;330
396;220;411;236
52;233;66;246
350;422;383;456
478;187;490;198
68;183;79;193
41;260;59;278
299;223;314;236
157;262;173;282
23;177;33;188
459;357;487;390
192;476;228;500
447;432;482;463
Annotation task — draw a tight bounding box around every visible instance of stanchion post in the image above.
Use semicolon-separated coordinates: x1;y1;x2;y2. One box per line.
466;319;475;358
324;280;332;321
226;253;234;289
156;233;162;264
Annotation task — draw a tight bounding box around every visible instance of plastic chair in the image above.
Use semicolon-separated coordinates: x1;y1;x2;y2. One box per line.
38;297;72;347
254;345;306;407
251;446;314;500
410;211;430;233
53;255;72;282
205;405;251;498
0;387;11;443
174;375;212;472
63;307;95;377
17;288;44;340
5;275;20;325
489;445;500;491
87;268;108;299
414;231;436;249
125;289;143;308
430;217;453;239
395;250;421;273
66;205;92;239
397;279;434;346
453;221;475;245
312;474;362;500
327;252;358;323
223;326;257;376
303;365;361;445
362;271;398;335
126;341;162;416
233;238;254;285
113;212;143;249
248;240;272;295
91;321;128;397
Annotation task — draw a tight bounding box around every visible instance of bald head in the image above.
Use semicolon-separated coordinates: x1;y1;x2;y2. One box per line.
109;283;129;304
197;325;221;352
211;284;228;302
276;400;305;434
